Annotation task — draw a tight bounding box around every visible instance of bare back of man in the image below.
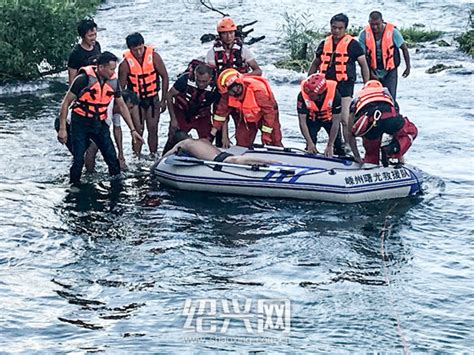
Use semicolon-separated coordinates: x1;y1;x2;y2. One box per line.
162;137;277;165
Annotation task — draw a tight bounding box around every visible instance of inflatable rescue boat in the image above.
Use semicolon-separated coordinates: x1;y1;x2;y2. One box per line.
154;145;423;203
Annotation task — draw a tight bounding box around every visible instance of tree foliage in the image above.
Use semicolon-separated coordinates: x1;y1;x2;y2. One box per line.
0;0;101;80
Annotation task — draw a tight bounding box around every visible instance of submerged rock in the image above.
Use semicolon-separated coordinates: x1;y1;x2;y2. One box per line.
426;64;463;74
435;39;451;47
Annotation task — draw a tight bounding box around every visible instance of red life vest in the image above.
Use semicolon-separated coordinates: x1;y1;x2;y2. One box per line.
72;65;117;120
320;34;353;81
213;37;248;74
364;23;397;71
174;60;217;119
300;80;338;121
123;46;158;99
228;76;275;126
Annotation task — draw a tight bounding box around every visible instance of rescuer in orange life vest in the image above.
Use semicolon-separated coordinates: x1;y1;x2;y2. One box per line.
348;80;417;166
206;16;263;148
119;32;169;158
210;69;283;148
308;13;370;153
358;11;411;99
297;73;345;157
57;52;144;185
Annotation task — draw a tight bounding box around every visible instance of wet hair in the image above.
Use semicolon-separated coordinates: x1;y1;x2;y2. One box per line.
172;130;191;146
97;51;118;65
126;32;145;48
369;11;383;21
77;18;97;38
195;64;214;77
122;89;139;106
330;13;349;29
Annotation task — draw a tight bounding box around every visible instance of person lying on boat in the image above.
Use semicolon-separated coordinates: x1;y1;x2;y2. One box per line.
160;130;278;165
348;80;417;167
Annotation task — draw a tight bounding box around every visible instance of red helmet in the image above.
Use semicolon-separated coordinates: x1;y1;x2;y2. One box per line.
352;113;371;137
217;68;242;93
217;17;237;33
303;73;327;95
352;109;382;137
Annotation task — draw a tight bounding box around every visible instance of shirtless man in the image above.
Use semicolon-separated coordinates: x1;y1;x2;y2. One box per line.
160;131;276;165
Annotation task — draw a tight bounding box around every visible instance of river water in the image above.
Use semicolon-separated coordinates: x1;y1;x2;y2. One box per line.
0;0;473;352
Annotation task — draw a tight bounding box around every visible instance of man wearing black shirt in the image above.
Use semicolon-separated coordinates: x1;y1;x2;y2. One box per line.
67;19;101;84
308;13;369;155
57;52;143;185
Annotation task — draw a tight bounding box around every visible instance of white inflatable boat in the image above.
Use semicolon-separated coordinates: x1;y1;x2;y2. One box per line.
154;145;423;203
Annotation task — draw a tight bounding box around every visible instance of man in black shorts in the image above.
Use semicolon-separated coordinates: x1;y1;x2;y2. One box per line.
119;32;169;157
308;13;370;151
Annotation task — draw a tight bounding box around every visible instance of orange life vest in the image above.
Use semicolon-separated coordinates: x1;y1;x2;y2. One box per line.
300;80;338;121
213;37;248;74
72;65;117;120
364;23;397;71
228;76;274;124
320;34;353;81
354;84;395;116
123;46;158;99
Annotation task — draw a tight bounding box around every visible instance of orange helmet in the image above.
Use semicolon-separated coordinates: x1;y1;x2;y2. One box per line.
217;68;242;93
303;73;327;95
217;17;237;33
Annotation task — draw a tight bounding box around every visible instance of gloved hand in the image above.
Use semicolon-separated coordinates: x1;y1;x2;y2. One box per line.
261;132;272;146
207;132;216;144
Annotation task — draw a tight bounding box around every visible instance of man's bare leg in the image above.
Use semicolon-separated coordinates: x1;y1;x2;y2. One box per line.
225;155;278;165
145;105;159;156
132;111;144;157
340;96;353;153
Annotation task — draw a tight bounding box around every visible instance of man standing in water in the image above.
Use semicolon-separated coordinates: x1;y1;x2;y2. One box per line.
358;11;411;99
57;52;143;185
119;32;169;158
206;17;263;148
59;18;128;170
308;13;370;153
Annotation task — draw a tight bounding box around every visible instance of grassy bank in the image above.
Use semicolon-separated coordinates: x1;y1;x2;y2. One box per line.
0;0;101;81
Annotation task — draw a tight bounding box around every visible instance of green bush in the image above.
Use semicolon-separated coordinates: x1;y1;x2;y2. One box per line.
455;10;474;56
0;0;100;80
280;12;325;61
399;27;443;47
276;12;325;71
